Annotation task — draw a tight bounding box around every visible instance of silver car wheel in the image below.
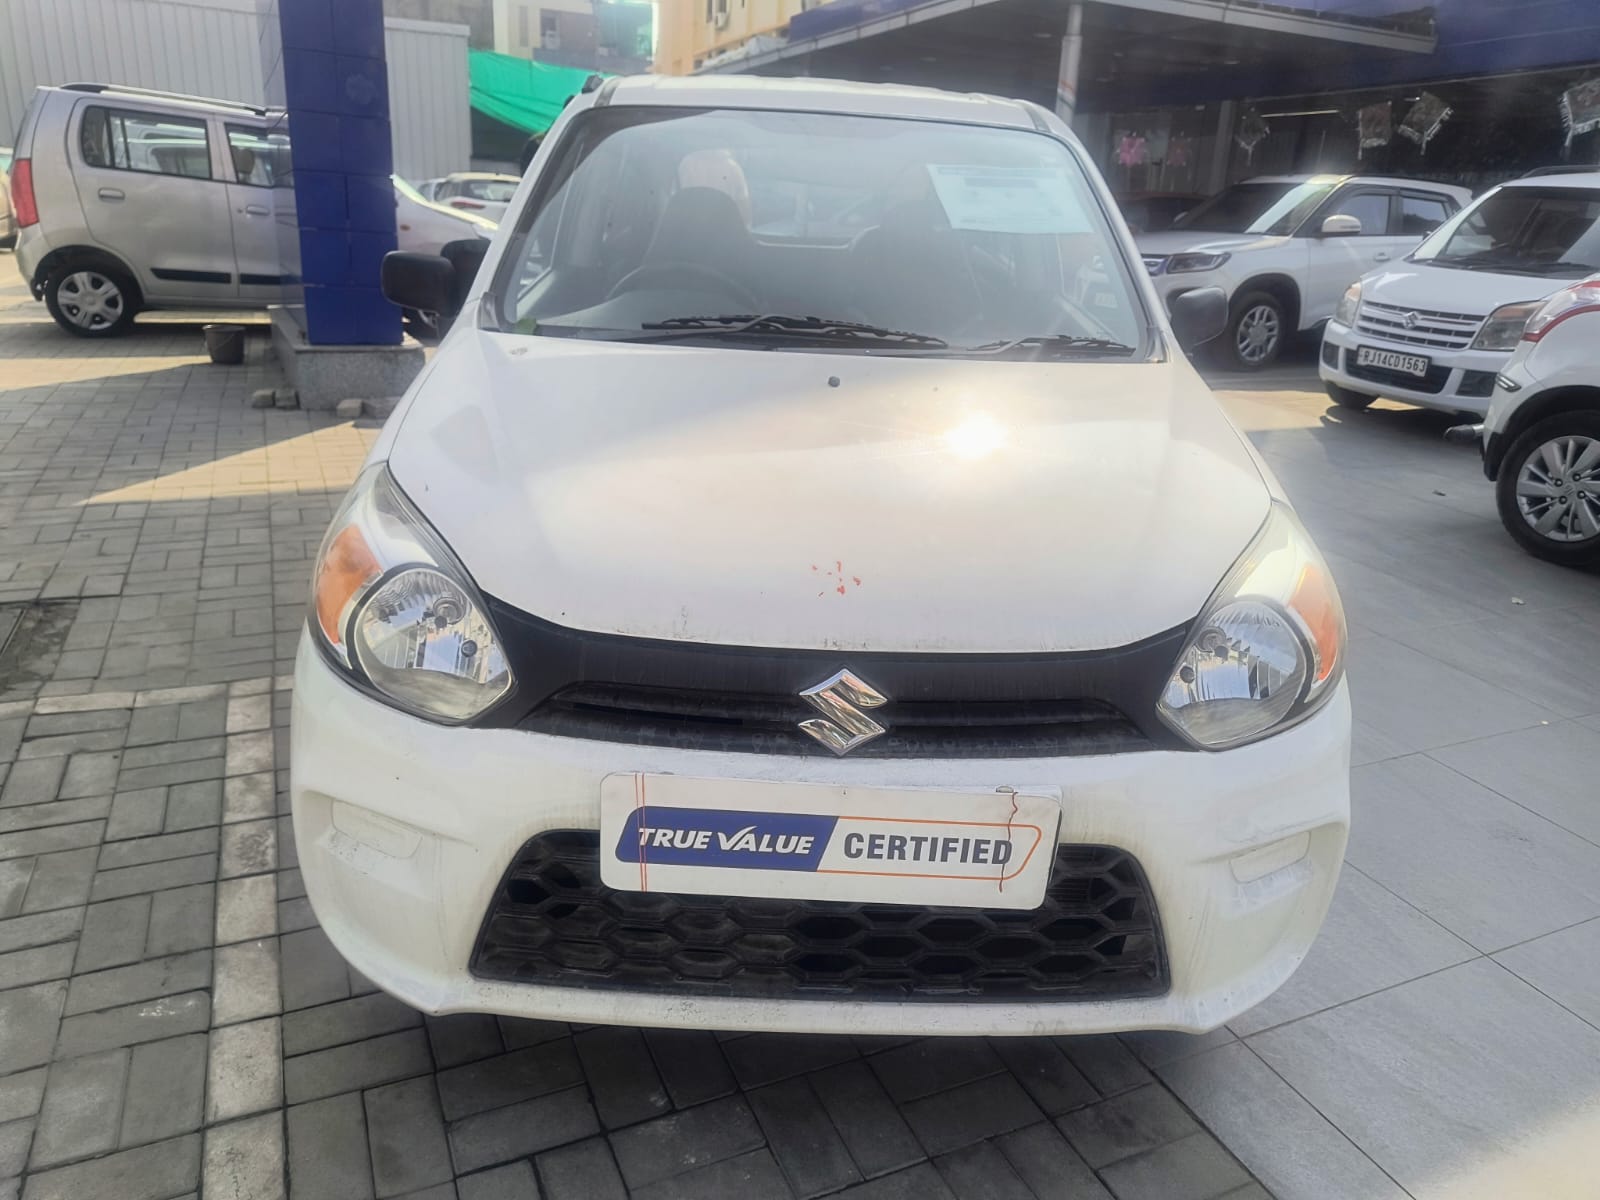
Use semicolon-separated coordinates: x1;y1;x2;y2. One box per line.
56;271;126;331
1235;303;1280;365
1517;434;1600;543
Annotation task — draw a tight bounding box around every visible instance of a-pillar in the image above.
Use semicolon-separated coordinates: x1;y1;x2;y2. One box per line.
269;0;400;345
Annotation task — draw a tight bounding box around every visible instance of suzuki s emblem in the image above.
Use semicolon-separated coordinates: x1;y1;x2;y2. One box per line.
799;670;888;755
1402;311;1421;329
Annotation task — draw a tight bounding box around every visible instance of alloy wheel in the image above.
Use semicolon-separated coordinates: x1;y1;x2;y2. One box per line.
1235;304;1280;365
1516;434;1600;543
56;271;126;332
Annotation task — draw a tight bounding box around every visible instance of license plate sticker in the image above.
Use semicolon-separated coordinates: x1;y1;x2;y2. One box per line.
598;774;1063;910
1356;345;1430;377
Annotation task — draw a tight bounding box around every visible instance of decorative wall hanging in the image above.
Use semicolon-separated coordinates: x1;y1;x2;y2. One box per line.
1358;102;1393;157
1560;78;1600;154
1236;111;1269;162
1398;92;1451;154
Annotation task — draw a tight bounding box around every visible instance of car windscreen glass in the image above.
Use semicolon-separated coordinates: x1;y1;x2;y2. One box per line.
464;179;517;202
494;106;1149;357
1174;180;1337;235
1412;187;1600;276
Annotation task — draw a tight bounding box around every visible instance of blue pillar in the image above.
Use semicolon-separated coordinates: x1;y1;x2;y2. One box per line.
270;0;401;345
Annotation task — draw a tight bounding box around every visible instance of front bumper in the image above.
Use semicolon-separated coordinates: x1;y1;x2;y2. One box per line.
1320;321;1507;415
291;635;1350;1036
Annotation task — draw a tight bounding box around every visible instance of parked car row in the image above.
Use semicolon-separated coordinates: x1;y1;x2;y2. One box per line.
5;83;498;336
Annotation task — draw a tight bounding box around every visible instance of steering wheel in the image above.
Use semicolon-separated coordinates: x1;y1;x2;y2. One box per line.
605;261;760;309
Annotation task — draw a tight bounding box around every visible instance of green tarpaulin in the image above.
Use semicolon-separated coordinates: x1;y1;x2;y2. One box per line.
468;50;601;136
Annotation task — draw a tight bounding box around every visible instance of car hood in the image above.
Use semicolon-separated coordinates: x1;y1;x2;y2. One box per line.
1359;261;1566;316
386;334;1271;652
1136;231;1290;258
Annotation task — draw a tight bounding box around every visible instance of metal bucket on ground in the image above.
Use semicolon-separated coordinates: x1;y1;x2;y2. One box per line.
203;324;246;365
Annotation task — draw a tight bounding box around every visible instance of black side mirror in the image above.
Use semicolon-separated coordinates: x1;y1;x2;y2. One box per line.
439;239;490;315
1168;286;1229;352
381;252;456;316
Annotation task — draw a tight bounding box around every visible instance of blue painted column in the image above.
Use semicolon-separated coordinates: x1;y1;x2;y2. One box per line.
272;0;401;345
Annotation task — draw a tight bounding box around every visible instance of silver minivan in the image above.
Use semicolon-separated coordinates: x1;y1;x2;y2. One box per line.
11;83;288;336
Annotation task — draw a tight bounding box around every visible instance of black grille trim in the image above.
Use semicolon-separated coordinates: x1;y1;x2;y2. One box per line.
470;831;1169;1002
474;597;1192;754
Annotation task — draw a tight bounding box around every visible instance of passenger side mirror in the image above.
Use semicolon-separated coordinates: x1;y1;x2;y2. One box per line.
1319;214;1363;238
1168;286;1229;352
381;251;456;317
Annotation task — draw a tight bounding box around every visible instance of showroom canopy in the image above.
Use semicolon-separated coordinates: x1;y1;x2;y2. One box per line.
467;50;602;135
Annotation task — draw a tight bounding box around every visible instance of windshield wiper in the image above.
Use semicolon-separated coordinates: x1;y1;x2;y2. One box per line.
1433;252;1597;275
966;334;1137;359
630;314;949;347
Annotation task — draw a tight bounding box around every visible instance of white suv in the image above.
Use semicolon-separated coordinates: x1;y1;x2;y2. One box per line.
1139;174;1470;369
1321;170;1600;415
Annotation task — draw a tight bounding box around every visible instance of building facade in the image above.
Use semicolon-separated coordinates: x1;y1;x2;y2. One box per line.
493;0;653;73
654;0;811;75
384;0;495;48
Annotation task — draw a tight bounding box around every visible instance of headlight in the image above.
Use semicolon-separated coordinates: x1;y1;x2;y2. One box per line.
1158;504;1346;750
1142;256;1168;276
309;464;513;723
1167;251;1230;274
1334;281;1361;327
1470;300;1544;351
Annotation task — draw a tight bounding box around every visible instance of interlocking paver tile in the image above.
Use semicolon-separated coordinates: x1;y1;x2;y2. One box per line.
446;1085;598;1173
435;1039;584;1122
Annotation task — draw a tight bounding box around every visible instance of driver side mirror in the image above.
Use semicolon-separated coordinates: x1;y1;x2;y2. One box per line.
1168;286;1229;352
382;251;457;317
1319;214;1363;238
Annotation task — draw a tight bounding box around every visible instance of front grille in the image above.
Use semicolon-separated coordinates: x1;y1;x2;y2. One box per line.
1354;300;1485;350
523;684;1150;758
471;831;1168;1002
1346;358;1452;395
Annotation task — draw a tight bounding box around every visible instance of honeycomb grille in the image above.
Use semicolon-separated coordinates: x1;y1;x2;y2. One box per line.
470;831;1168;1002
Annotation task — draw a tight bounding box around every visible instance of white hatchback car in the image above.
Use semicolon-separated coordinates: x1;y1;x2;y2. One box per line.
1467;279;1600;567
292;76;1351;1038
1139;174;1470;369
1321;170;1600;416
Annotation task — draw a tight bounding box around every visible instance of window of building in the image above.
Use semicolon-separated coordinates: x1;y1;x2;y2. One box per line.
1399;193;1451;236
1327;191;1391;236
518;5;530;46
80;107;211;179
541;10;559;47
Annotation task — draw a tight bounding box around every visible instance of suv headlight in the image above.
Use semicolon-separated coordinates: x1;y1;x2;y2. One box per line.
1158;504;1346;750
1168;251;1230;274
1470;300;1544;351
309;464;513;723
1334;281;1361;327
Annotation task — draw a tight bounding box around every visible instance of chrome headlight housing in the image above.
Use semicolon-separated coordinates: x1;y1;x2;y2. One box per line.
1334;281;1362;327
1470;300;1544;351
1158;504;1346;750
1167;251;1230;274
309;465;513;723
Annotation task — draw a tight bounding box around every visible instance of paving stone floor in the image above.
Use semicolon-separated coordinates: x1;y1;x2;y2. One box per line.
2;262;1598;1200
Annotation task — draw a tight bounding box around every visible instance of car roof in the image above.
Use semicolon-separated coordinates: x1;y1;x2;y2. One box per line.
43;83;272;120
603;74;1039;131
1501;171;1600;190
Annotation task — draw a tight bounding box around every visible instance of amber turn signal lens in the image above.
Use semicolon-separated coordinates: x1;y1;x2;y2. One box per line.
1290;562;1342;687
314;525;380;649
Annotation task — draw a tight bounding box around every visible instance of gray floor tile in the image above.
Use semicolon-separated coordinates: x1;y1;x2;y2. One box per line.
1347;755;1600;951
1344;637;1556;760
1251;958;1600;1200
1160;1042;1406;1200
1493;917;1600;1028
1430;721;1600;846
1229;865;1477;1037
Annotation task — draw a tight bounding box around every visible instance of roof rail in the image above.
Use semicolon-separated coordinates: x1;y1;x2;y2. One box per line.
1521;164;1600;178
59;82;269;118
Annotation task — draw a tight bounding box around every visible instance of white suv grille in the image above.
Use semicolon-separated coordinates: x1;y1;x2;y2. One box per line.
1354;300;1485;350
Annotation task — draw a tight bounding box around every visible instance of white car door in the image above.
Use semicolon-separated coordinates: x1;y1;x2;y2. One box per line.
1301;187;1398;326
223;123;289;306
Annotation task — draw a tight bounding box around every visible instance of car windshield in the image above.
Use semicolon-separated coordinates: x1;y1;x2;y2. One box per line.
1412;187;1600;276
1173;180;1338;235
494;106;1148;357
463;178;517;202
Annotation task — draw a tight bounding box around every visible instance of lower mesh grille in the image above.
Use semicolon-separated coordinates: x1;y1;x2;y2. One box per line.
471;831;1168;1002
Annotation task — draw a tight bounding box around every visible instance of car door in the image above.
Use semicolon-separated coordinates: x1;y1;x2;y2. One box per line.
75;101;236;305
1300;186;1397;325
224;123;289;305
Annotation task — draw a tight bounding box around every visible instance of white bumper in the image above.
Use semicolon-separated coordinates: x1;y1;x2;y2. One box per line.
1320;320;1508;416
291;635;1350;1037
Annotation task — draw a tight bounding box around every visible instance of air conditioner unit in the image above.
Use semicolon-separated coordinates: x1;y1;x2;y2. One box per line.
712;9;729;27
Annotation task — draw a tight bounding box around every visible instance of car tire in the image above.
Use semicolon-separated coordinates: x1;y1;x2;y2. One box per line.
1325;382;1377;411
1495;412;1600;568
1221;291;1287;370
43;264;138;337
